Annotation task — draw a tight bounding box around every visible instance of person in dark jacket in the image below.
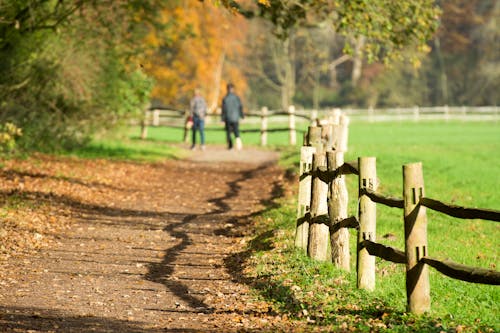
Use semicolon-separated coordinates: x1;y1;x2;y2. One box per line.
221;83;244;150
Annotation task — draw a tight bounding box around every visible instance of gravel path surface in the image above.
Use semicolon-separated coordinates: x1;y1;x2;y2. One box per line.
0;148;300;332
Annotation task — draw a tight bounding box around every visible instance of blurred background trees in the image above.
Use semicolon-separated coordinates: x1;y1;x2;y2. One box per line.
0;0;497;151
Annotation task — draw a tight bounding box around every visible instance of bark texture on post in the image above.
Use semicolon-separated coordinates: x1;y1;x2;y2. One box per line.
357;157;377;290
403;162;430;314
260;107;268;146
322;124;333;151
308;153;329;261
289;105;297;146
307;126;323;152
328;151;350;271
295;146;316;250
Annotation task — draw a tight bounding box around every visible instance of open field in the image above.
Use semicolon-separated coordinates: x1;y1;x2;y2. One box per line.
345;121;499;326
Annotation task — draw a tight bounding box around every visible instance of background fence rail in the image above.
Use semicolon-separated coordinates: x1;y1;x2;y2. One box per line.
137;105;500;143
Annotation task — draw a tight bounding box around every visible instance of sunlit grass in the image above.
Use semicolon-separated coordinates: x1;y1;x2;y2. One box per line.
248;120;499;332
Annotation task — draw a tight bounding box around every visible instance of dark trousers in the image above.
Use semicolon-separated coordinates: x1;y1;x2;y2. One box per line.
191;117;205;146
224;121;240;149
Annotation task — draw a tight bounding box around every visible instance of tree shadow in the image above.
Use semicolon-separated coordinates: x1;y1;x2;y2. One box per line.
144;162;283;313
0;168;124;191
0;305;163;333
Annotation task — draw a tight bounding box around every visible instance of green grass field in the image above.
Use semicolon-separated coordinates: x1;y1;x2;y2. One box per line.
343;121;499;330
104;121;499;331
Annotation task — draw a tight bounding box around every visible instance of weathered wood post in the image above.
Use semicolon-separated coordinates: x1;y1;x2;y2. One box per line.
260;106;268;146
321;124;333;151
403;162;430;314
289;105;297;146
357;157;377;290
183;109;191;143
140;109;149;140
295;146;316;250
153;109;160;126
368;106;374;123
307;126;323;151
308;152;329;261
310;110;318;125
413;106;420;122
328;151;350;271
338;113;349;152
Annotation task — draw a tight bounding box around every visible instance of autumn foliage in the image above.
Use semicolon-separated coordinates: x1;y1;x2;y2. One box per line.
141;1;249;112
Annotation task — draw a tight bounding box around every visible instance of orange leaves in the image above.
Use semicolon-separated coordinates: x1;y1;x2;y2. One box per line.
141;0;249;111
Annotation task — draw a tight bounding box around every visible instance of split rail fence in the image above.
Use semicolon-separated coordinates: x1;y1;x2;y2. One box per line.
138;105;499;144
294;116;500;314
139;105;311;146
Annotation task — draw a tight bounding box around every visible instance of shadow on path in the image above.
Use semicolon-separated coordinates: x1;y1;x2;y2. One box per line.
144;162;285;313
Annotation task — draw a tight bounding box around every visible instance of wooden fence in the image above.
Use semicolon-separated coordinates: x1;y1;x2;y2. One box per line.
139;105;312;146
138;105;499;144
295;120;500;314
343;105;500;122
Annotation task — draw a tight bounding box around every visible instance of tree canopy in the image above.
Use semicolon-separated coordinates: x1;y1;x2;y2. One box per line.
1;0;497;152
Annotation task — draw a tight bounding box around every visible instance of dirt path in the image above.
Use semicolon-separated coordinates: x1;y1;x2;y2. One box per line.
0;147;301;332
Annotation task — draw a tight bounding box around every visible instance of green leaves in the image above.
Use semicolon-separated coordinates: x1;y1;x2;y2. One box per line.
224;0;440;62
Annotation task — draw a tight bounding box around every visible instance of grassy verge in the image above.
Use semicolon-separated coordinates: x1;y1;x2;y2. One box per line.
63;128;187;161
243;121;499;332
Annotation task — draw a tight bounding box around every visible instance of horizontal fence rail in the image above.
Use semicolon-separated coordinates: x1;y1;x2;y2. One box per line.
139;105;309;145
136;105;499;143
343;106;500;122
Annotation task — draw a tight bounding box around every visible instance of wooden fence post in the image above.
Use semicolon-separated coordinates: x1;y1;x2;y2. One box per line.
289;105;297;146
338;113;349;152
308;152;329;261
140;109;149;140
307;126;323;152
153;109;160;126
413;106;420;122
310;110;318;124
403;162;430;314
322;124;333;151
261;106;268;146
357;157;377;290
295;146;316;250
328;151;350;270
183;110;190;143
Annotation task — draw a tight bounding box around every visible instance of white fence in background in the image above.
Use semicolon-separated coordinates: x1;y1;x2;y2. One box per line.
339;106;500;122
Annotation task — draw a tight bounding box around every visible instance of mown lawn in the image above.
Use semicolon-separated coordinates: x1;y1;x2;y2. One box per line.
239;120;499;332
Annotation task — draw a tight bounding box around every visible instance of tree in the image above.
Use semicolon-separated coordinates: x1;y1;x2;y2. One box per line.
141;0;249;112
0;1;163;150
223;0;440;62
218;0;440;108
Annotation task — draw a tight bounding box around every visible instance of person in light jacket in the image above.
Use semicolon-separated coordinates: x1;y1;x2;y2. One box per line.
190;88;207;150
221;83;244;150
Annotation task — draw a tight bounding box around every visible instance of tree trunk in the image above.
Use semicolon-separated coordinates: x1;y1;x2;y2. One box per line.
351;36;365;87
209;51;226;113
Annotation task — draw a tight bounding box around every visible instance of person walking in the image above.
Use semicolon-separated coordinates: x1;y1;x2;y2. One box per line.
221;83;244;150
189;88;207;150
